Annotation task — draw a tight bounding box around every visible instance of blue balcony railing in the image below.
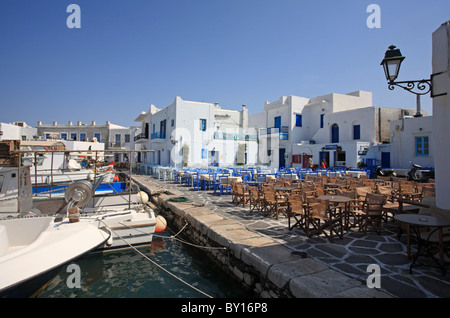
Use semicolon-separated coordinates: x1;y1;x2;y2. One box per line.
214;131;258;141
259;126;288;140
151;132;166;139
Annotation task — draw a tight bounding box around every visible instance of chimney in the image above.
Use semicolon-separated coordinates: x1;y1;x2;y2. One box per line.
91;121;96;126
77;121;81;126
37;121;42;126
53;121;57;126
68;121;72;126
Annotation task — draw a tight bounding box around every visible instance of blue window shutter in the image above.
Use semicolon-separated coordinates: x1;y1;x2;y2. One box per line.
353;125;360;140
296;114;302;127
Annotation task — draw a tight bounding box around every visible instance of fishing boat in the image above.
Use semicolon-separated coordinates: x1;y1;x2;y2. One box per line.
21;140;115;188
0;140;164;251
0;216;111;298
58;180;165;251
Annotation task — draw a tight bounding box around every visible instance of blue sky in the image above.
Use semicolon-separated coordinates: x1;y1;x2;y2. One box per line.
1;0;449;127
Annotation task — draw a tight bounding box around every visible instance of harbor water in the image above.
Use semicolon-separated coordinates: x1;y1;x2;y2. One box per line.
35;228;251;298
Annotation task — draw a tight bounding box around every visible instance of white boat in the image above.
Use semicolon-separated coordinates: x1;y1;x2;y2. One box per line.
0;166;34;217
56;180;164;251
0;216;111;298
21;140;115;186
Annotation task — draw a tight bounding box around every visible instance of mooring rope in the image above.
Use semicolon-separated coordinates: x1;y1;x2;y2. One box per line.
98;219;213;298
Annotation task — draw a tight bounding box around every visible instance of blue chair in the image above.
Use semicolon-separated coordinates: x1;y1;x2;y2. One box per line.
219;176;232;196
192;173;201;190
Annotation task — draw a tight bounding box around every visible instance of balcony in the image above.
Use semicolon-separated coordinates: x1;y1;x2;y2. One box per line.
259;126;289;140
214;131;258;141
134;133;148;142
151;132;166;140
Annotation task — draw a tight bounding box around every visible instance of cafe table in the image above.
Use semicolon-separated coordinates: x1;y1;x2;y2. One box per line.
317;195;351;204
394;213;450;275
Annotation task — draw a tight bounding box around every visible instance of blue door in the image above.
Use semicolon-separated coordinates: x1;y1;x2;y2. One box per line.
381;152;390;168
279;148;285;169
331;124;339;143
274;116;281;129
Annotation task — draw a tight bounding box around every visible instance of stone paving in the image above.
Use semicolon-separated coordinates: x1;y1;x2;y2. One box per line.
136;173;450;298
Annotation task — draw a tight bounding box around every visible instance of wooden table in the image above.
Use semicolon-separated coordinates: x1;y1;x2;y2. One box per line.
318;195;351;204
395;213;450;275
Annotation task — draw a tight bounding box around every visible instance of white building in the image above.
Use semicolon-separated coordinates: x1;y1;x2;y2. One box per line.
134;96;258;168
0;122;37;141
35;121;140;164
249;91;419;170
389;115;434;172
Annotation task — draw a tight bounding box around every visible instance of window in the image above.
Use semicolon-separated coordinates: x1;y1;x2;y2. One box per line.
70;132;77;141
200;119;207;131
353;125;360;140
94;133;101;142
79;133;87;141
415;136;429;156
331;124;339;143
171;119;174;127
125;134;130;143
320;114;324;128
45;133;51;139
295;114;302;127
274;116;281;129
60;133;67;140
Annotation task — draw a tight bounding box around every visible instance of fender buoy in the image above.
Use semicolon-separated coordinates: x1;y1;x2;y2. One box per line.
137;191;149;204
113;175;119;182
155;215;167;233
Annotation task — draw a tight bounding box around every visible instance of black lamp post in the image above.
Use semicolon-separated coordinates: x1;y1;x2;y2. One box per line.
380;45;434;117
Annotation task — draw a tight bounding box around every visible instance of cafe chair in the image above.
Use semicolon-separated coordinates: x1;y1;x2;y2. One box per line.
235;183;250;207
248;186;264;212
287;197;308;234
219;176;232;196
358;193;386;234
306;198;343;242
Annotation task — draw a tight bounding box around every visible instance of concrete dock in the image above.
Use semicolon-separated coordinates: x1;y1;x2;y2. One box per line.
132;173;450;298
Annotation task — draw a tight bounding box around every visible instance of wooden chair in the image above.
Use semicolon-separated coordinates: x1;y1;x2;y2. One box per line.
235;183;250;206
274;191;288;219
248;186;263;212
355;186;373;201
262;188;277;216
288;196;308;234
335;189;360;229
306;197;343;242
376;184;396;203
358;193;386;234
399;182;422;201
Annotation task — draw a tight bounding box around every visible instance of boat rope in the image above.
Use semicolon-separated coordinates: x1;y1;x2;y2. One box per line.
98;219;213;298
117;220;227;251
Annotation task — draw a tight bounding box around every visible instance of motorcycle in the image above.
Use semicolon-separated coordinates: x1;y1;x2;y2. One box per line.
375;166;397;178
407;161;434;182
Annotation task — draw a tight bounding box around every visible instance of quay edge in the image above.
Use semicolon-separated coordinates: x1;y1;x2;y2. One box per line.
131;175;391;298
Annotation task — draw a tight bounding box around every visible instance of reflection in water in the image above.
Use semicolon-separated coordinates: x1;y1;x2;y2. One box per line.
37;235;248;298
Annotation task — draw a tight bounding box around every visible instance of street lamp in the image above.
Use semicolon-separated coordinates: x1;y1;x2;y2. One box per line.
381;45;405;82
380;45;434;117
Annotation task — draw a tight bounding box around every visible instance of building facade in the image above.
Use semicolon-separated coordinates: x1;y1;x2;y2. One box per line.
35;121;139;163
134;96;258;168
249;91;419;169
